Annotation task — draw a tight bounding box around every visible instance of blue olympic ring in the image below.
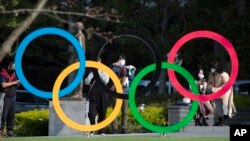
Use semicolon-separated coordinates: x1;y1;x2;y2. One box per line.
15;27;86;98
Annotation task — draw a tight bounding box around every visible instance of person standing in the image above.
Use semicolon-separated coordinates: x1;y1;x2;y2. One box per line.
84;58;109;135
207;62;236;126
195;69;213;126
111;55;129;134
0;61;19;137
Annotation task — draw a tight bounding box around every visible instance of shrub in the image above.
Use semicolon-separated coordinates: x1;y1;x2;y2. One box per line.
105;105;167;133
234;95;250;110
14;109;49;136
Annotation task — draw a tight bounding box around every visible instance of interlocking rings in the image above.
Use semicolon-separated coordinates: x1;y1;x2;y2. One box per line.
14;28;239;133
52;61;123;131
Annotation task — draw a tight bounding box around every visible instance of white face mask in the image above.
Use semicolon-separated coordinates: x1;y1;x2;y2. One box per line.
211;68;216;73
198;73;204;80
120;60;126;66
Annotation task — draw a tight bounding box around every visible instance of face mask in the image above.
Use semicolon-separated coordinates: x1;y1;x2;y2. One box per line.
211;68;216;73
198;73;204;80
120;60;125;66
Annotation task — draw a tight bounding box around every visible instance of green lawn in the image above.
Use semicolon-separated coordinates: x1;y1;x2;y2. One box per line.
3;136;229;141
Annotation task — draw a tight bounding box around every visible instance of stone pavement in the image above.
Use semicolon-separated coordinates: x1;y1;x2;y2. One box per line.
85;126;229;138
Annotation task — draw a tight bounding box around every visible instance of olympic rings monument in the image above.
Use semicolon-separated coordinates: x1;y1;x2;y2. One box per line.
15;27;238;136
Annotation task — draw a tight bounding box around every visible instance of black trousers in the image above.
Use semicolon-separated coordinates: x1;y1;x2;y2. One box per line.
88;86;108;132
1;96;16;131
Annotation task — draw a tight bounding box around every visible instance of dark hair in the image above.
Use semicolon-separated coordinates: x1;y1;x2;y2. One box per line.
119;54;126;60
8;60;14;66
209;61;218;69
216;62;224;74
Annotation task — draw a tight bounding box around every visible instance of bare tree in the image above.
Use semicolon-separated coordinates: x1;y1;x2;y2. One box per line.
0;1;122;62
0;0;122;98
0;0;48;61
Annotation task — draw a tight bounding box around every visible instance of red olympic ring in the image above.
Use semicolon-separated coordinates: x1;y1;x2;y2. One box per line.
167;30;239;101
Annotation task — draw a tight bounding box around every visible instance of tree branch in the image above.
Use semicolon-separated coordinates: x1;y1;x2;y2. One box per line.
42;12;71;24
0;7;123;23
0;0;48;61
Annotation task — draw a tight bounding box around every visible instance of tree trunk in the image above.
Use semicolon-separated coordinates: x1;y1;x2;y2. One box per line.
158;1;168;94
0;0;48;61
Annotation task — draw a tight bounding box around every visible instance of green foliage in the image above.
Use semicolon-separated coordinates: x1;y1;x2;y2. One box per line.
14;110;49;136
234;95;250;110
6;17;18;28
137;106;167;125
106;104;167;133
12;0;19;7
0;5;5;11
104;93;188;132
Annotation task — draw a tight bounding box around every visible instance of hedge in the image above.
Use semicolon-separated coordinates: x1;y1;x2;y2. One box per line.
233;95;250;110
13;105;167;136
13;95;250;136
14;109;48;136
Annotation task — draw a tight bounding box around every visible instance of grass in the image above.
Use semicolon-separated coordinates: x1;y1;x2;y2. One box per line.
2;136;229;141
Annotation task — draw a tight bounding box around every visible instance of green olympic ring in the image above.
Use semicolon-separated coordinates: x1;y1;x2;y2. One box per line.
129;62;199;133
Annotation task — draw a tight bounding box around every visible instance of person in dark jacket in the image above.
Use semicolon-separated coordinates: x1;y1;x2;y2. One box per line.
0;60;19;137
84;58;109;136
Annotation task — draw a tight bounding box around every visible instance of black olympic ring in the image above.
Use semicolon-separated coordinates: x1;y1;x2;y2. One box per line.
93;30;161;99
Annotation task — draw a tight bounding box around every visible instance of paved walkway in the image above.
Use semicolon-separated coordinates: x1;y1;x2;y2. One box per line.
5;126;229;138
92;126;229;137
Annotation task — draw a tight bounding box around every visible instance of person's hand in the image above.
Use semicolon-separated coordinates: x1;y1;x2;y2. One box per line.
113;62;120;67
110;85;115;91
200;87;205;92
212;87;221;93
12;80;19;86
211;87;216;93
14;80;20;85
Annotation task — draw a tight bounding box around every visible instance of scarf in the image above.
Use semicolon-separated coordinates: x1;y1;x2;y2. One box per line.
0;68;17;82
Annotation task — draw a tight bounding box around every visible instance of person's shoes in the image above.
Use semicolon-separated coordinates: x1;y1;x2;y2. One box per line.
223;115;229;125
214;122;219;126
99;133;105;136
7;131;16;137
195;118;202;126
218;117;224;126
121;129;129;134
218;123;224;126
89;131;94;136
111;129;118;134
202;118;209;126
97;131;106;136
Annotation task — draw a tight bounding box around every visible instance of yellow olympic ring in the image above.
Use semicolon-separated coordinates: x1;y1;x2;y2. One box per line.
52;61;123;131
